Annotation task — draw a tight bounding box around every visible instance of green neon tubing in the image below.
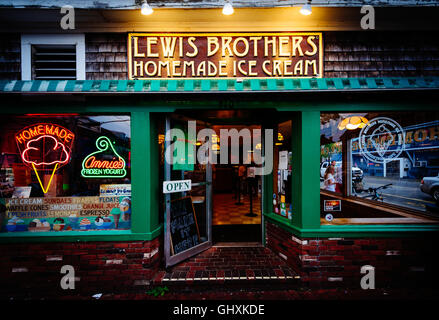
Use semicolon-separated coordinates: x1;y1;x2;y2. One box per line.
81;136;127;178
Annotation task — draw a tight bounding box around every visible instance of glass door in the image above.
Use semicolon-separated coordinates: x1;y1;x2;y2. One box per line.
164;116;212;267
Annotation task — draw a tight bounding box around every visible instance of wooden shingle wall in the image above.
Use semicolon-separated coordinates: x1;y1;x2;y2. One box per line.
324;31;439;78
85;34;128;80
81;31;439;80
1;32;438;81
0;34;20;80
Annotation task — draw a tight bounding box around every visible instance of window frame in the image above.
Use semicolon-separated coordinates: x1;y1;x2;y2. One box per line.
21;34;85;81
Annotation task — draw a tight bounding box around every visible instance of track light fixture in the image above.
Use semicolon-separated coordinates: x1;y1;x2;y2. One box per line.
141;0;153;15
222;1;234;15
300;1;312;16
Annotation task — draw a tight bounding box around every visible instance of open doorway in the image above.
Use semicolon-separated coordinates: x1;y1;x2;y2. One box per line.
161;110;269;245
211;124;262;243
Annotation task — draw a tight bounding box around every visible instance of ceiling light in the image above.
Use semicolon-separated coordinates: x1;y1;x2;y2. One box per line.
222;1;234;15
300;1;312;16
338;116;369;131
141;1;153;15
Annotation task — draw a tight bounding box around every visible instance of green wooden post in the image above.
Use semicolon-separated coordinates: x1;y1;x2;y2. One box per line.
262;123;274;246
290;111;321;229
131;111;160;236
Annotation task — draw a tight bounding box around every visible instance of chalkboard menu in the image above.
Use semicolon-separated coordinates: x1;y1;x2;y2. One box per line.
170;196;200;255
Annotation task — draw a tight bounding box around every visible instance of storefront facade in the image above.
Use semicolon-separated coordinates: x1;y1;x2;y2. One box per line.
1;1;439;297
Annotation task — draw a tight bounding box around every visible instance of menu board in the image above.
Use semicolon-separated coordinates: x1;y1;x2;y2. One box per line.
1;195;132;233
170;196;200;255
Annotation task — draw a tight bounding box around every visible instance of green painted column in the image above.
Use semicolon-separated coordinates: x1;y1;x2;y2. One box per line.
262;123;274;246
290;111;321;230
130;111;160;236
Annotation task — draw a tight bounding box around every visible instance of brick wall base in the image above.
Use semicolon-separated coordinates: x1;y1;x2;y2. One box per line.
0;238;162;299
2;225;439;298
266;221;439;289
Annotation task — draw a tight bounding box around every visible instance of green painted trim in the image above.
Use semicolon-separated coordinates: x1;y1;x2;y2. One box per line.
273;101;439;112
264;213;439;238
147;113;160;233
130;111;160;235
290;111;321;229
262;122;274;247
0;99;437;114
2;78;438;93
0;224;163;243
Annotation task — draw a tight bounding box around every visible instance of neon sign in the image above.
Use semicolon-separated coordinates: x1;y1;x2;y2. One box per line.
81;136;127;178
15;123;75;193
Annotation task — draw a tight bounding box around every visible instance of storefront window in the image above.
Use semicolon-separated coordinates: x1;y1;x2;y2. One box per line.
320;114;345;194
0;114;131;233
272;120;292;219
320;111;439;224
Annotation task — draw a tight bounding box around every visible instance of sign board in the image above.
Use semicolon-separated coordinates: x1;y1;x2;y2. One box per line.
12;187;32;199
169;196;200;255
81;136;127;178
2;196;131;233
100;184;131;197
163;179;192;194
128;33;323;80
279;150;288;170
15;123;75;193
325;213;334;222
247;167;256;178
324;200;342;212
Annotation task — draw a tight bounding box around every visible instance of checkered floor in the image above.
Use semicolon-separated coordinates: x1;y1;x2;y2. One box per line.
213;193;261;225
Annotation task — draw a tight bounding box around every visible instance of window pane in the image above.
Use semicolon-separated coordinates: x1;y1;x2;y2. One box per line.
272;120;292;219
0;114;131;233
351;111;439;213
320;114;344;194
320;111;439;225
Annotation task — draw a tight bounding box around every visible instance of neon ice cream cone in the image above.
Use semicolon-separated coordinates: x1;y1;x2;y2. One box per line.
32;163;58;194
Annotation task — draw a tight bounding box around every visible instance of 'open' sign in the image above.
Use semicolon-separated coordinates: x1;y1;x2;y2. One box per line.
163;180;192;194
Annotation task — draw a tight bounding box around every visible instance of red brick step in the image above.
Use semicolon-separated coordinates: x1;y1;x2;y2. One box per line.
153;246;300;289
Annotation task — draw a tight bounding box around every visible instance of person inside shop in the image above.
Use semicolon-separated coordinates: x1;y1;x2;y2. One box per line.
246;154;259;198
238;164;246;194
330;160;343;193
324;165;337;192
